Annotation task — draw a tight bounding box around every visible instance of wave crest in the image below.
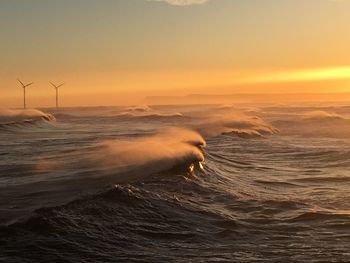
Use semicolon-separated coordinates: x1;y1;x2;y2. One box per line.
193;111;278;138
114;105;183;119
302;111;344;120
273;110;350;138
86;128;206;180
0;109;55;127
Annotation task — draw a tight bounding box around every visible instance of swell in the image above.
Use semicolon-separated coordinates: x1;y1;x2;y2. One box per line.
0;109;55;130
0;181;242;263
2;166;349;263
54;112;184;121
292;175;350;183
271;110;350;138
288;211;350;222
2;132;350;262
0;118;55;131
0;127;207;225
2;105;350;262
53;105;184;121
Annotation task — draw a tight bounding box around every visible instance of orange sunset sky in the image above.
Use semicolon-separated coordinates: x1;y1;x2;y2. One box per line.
1;0;350;107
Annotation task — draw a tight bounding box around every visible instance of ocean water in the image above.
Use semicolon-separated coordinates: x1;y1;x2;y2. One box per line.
1;104;350;262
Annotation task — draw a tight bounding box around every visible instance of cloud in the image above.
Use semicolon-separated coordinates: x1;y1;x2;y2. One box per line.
149;0;208;6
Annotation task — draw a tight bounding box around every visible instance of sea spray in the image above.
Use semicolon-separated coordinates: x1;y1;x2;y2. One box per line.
89;127;206;178
189;107;278;138
0;108;55;125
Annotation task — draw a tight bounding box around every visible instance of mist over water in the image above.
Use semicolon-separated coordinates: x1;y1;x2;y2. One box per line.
1;104;350;262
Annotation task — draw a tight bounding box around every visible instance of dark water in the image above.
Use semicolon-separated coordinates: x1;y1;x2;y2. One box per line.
1;104;350;262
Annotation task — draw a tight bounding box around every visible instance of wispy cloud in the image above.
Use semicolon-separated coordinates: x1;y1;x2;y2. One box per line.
149;0;208;6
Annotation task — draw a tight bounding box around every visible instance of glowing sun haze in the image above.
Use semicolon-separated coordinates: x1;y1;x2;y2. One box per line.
150;0;208;5
0;0;350;107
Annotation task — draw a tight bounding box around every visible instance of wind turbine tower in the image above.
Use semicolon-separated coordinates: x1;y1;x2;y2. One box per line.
17;79;33;109
50;82;65;108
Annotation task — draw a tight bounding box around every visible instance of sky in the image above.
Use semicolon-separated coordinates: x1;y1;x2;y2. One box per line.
0;0;350;107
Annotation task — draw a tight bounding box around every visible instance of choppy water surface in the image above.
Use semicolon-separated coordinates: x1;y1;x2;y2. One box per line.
1;104;350;262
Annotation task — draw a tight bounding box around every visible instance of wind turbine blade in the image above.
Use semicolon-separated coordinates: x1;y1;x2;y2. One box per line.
49;82;56;88
25;82;34;88
57;83;65;88
17;79;25;87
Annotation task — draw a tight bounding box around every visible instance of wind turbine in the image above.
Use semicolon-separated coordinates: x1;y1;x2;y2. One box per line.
17;79;33;109
50;82;64;108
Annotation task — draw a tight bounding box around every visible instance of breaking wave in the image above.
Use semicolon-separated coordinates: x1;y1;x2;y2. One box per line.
301;111;344;120
111;111;184;119
72;128;206;181
190;107;278;138
53;105;183;120
0;109;55;127
273;110;350;138
112;105;183;119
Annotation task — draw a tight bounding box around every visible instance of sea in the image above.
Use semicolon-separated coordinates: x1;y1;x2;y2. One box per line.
1;103;350;262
